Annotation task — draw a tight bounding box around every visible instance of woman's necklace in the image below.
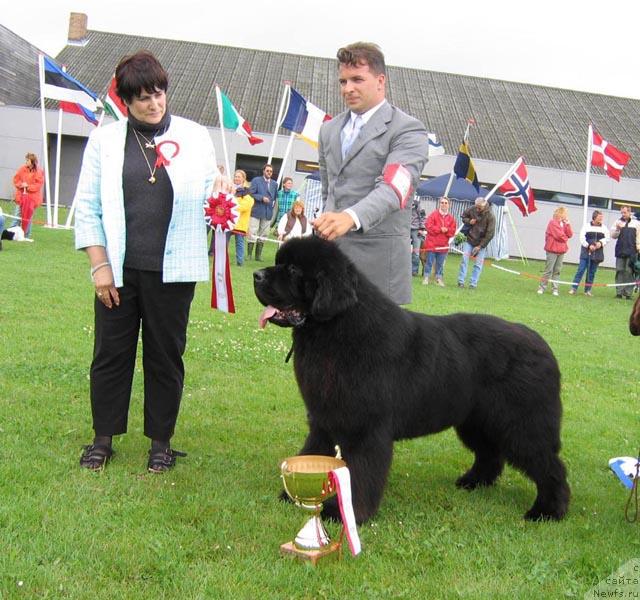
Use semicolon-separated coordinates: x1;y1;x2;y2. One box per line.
135;130;156;149
132;129;158;184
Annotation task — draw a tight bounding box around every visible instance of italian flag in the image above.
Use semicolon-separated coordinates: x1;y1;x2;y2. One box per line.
216;86;263;145
103;75;127;121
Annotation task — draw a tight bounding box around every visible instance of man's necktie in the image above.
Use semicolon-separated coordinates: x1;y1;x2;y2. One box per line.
341;115;363;158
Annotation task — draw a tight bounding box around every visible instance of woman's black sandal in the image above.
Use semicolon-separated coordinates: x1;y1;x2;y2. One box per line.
147;448;187;473
79;444;114;471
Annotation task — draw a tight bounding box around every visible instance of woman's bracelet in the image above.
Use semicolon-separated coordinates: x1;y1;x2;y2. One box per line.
90;262;111;280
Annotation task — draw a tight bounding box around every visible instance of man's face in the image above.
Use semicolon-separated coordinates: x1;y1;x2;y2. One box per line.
594;213;604;226
338;62;385;114
621;206;631;220
439;199;449;213
263;166;273;178
283;180;293;191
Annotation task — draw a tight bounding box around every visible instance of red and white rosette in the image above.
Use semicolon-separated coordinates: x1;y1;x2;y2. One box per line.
328;467;362;556
204;192;239;313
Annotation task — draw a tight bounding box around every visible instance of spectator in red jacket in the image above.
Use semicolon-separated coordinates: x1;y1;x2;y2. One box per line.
12;153;44;238
422;197;457;286
537;206;573;296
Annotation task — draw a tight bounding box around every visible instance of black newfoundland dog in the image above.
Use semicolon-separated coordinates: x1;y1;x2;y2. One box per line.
254;236;570;523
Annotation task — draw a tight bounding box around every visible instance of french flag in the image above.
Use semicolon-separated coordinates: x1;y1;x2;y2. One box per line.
281;87;331;148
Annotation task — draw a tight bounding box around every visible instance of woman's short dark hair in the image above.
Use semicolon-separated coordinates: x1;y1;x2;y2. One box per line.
336;42;385;75
115;51;168;104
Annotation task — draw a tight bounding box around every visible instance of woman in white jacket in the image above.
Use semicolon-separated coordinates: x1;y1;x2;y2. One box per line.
277;200;312;242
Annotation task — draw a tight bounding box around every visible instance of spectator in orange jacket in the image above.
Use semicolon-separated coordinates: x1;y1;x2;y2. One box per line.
13;153;45;238
422;197;456;286
537;206;573;296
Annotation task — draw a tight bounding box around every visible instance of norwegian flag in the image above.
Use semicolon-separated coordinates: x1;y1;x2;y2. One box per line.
498;158;537;217
591;127;630;182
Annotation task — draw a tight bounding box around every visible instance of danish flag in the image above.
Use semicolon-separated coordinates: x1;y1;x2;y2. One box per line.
591;127;630;182
498;157;536;217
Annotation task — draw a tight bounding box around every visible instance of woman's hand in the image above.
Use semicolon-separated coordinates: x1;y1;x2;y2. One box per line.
94;267;120;309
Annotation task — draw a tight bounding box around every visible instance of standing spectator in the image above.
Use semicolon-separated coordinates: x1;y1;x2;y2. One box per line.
313;42;428;305
610;205;640;299
248;164;277;261
226;169;254;266
12;152;44;238
409;197;425;277
569;210;610;296
537;206;573;296
457;197;495;289
74;51;218;472
277;200;312;241
423;197;456;286
275;177;299;223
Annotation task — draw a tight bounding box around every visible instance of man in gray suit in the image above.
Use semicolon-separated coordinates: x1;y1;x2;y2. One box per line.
314;42;429;304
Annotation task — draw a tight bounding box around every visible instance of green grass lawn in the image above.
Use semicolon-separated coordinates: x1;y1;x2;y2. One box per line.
1;208;638;599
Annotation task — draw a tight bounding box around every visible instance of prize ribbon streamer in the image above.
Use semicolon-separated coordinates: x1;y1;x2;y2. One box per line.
329;467;362;556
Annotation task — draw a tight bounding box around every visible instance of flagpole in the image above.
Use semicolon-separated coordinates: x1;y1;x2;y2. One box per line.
268;82;290;164
504;202;527;265
38;54;53;228
484;157;522;203
53;102;63;228
214;86;231;176
444;119;474;198
277;132;296;186
583;124;593;226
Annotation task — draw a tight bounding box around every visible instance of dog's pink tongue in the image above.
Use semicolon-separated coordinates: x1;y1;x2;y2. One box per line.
259;306;277;329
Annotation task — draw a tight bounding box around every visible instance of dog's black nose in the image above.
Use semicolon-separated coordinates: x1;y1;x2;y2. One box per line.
253;269;266;283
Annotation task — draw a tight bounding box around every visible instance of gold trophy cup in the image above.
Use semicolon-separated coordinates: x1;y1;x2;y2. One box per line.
280;451;346;565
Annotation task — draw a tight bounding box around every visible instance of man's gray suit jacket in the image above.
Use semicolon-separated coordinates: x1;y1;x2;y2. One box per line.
318;101;428;304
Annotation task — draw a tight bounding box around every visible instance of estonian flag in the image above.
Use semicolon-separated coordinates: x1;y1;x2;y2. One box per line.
40;55;102;115
453;140;479;192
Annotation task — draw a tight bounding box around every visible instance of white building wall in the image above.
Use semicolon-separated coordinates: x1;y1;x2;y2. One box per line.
0;104;636;268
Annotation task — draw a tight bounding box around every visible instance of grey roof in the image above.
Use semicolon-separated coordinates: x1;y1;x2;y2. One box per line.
5;26;640;178
0;24;47;107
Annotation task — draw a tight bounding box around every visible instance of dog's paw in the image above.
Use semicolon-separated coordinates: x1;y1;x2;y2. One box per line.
279;490;294;504
321;498;341;522
455;473;482;490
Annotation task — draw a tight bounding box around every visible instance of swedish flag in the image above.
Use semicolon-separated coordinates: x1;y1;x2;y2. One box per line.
453;141;480;192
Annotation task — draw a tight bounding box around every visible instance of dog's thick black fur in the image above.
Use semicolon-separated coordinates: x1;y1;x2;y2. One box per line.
254;236;570;523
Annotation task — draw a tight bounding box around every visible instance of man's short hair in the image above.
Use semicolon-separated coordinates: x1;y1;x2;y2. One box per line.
263;164;273;172
282;176;293;185
592;209;602;220
336;42;386;75
115;51;168;104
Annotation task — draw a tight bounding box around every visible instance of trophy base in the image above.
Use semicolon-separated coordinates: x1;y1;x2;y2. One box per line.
280;540;342;565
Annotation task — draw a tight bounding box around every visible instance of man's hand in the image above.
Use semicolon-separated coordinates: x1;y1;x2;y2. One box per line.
469;218;477;225
470;246;480;257
263;196;271;203
313;211;355;241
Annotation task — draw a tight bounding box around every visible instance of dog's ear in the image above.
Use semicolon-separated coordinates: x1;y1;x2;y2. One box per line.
310;269;358;320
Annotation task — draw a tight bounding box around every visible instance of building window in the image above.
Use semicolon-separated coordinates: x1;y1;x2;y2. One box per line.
295;160;319;174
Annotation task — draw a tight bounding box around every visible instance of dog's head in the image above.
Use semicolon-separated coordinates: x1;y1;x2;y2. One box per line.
254;236;359;328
